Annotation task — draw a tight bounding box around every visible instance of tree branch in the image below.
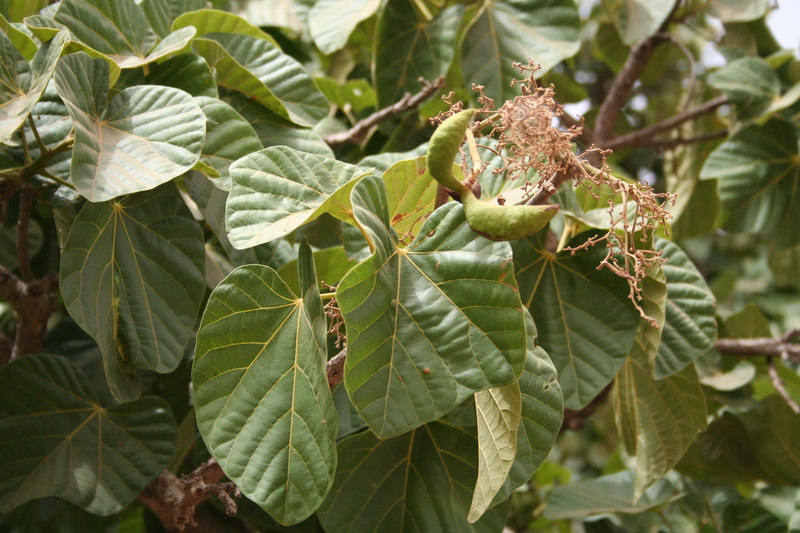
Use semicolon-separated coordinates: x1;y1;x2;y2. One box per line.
594;33;671;143
16;184;34;283
714;330;800;361
602;96;728;150
767;356;800;414
322;76;446;149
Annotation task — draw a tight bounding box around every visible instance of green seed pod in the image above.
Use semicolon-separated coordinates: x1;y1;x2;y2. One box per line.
461;189;559;242
426;109;476;194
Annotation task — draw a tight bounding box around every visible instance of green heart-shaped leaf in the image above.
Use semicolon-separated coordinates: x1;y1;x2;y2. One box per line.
0;30;67;142
337;177;527;438
54;0;195;69
193;242;338;525
144;53;217;98
54;52;206;201
0;353;176;514
711;57;779;120
513;229;639;409
60;183;206;401
461;0;580;103
317;422;509;533
227;146;371;248
604;0;676;45
193;33;328;127
700;119;800;248
171;8;279;44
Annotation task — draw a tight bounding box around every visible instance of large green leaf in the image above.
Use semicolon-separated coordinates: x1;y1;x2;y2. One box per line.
171;8;278;44
700;119;800;248
54;52;206;202
488;311;562;508
60;184;206;401
469;382;520;523
512;230;639;409
460;0;581;103
0;31;67;142
0;13;38;61
226;92;334;158
193;242;338;525
0;353;176;514
143;53;217;98
194;96;263;190
337;177;527;438
309;0;380;55
614;332;707;501
373;0;463;109
227;146;371;248
317;422;509;533
381;156;438;239
604;0;676;45
723;502;786;533
544;470;676;520
140;0;205;39
749;395;800;485
193;33;328;127
54;0;195;69
654;238;717;379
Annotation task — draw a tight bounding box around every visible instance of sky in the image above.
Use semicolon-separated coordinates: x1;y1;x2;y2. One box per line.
768;1;800;53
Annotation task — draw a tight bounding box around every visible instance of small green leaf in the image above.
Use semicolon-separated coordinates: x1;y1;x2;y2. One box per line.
604;0;676;45
381;156;438;239
227;146;371;248
317;422;509;533
337;177;527;438
0;13;37;60
0;30;67;143
373;0;463;109
544;470;676;520
654;238;717;379
513;230;639;409
700;361;756;391
461;0;581;103
700;119;800;248
469;382;521;523
60;184;206;401
193;242;338;525
309;0;380;55
54;52;206;201
314;78;375;113
0;353;177;514
193;33;328;127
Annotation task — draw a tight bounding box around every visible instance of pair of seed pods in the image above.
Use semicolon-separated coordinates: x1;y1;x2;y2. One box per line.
426;109;559;241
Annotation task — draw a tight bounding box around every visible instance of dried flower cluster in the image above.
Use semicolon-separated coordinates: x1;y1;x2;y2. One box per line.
433;60;676;327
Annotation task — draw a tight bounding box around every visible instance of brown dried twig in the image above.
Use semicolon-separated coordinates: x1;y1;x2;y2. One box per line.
322;76;446;149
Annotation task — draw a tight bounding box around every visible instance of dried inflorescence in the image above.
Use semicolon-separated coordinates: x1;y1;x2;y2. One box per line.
432;59;676;327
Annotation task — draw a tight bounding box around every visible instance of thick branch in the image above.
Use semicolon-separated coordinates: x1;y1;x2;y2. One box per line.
594;33;670;142
714;333;800;361
17;184;34;283
602;96;728;150
138;459;235;532
327;348;347;389
322;76;446;149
